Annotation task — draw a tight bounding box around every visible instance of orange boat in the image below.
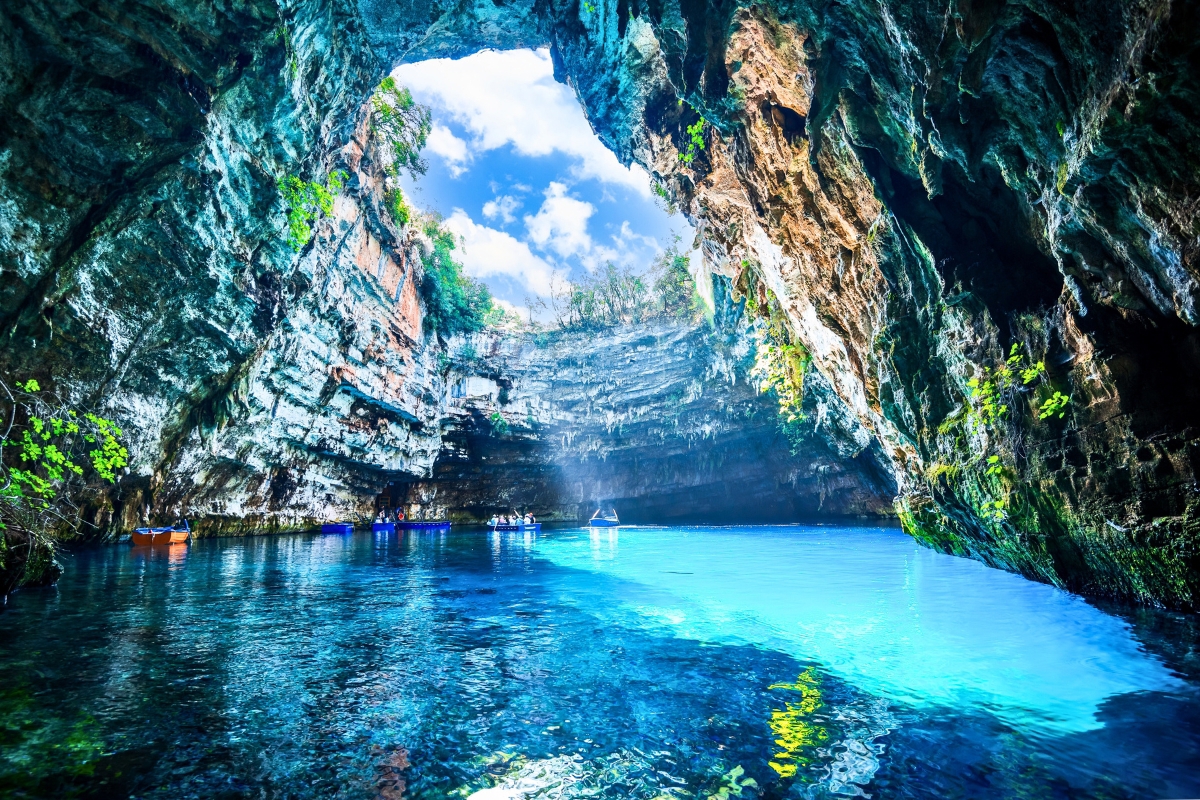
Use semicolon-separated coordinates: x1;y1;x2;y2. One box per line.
131;520;191;546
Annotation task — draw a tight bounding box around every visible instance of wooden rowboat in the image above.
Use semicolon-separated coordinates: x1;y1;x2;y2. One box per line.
131;520;190;545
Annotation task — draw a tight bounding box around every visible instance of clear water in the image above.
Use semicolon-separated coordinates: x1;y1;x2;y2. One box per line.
1;524;1197;799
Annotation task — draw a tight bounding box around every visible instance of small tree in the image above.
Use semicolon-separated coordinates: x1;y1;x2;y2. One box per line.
651;237;702;320
419;217;497;338
0;378;128;598
370;76;431;231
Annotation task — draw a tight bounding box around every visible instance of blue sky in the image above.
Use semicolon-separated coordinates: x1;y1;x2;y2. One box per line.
392;49;694;319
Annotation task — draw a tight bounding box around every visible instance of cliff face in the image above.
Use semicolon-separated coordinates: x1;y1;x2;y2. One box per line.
399;320;894;523
2;0;1199;606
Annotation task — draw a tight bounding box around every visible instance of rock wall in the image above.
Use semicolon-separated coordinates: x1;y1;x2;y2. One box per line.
398;319;894;523
3;0;1199;607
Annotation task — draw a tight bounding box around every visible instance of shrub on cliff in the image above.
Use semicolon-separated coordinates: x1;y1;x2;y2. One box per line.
652;239;704;321
419;219;496;338
371;77;430;231
548;241;703;330
0;379;128;599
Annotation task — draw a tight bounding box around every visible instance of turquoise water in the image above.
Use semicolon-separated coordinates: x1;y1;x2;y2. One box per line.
1;524;1197;799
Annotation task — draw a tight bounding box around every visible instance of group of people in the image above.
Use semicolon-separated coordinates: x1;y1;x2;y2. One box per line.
489;512;536;526
374;507;406;523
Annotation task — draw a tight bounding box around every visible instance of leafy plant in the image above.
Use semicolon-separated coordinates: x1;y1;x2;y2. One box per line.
279;170;347;251
370;77;431;178
385;187;413;227
651;237;703;320
1039;391;1070;420
1;378;128;596
965;343;1047;434
985;454;1003;477
488;411;509;436
419;218;497;338
550;263;652;330
482;303;522;329
582;0;597;12
980;497;1008;522
752;337;810;424
678;118;706;164
651;180;677;214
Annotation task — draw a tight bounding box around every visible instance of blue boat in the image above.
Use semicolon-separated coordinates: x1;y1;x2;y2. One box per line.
372;522;396;534
397;520;452;531
588;507;619;527
490;523;541;532
321;523;353;535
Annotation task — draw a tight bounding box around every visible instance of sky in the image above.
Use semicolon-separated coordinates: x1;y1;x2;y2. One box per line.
392;48;694;319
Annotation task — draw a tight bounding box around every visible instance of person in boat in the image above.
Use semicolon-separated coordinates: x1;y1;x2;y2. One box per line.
376;509;385;523
488;514;498;526
396;508;405;521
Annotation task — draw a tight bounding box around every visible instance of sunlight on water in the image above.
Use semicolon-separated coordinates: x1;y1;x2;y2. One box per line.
531;525;1182;733
2;525;1196;799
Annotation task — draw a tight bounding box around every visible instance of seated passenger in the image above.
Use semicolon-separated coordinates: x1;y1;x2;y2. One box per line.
396;509;405;521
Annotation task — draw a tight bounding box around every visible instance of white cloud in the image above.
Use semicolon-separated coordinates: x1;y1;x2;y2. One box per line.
492;297;530;321
394;49;651;195
443;209;562;297
616;220;659;250
524;182;595;259
482;194;522;225
425;124;469;176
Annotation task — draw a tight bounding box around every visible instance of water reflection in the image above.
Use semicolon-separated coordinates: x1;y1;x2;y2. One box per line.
0;526;1195;799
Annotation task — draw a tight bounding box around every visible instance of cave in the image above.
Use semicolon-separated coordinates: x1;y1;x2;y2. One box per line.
4;1;1200;796
1;0;1199;610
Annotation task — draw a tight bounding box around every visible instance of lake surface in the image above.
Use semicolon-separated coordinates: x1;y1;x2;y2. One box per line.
1;524;1197;799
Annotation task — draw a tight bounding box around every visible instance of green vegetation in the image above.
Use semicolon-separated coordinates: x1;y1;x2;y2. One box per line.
370;77;431;178
548;240;702;330
488;411;509;436
738;262;811;430
551;262;652;329
369;77;431;229
678;118;706;164
1039;391;1070;419
933;342;1074;524
279;170;347;251
752;334;810;425
1;378;128;596
385;187;413;226
582;0;597;12
651;180;677;214
965;343;1068;435
652;238;704;320
418;218;499;338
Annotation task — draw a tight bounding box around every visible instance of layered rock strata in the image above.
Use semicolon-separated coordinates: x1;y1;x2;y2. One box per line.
3;0;1200;606
398;320;894;523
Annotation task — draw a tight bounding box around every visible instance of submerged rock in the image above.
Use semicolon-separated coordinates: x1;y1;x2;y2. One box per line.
1;0;1199;607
